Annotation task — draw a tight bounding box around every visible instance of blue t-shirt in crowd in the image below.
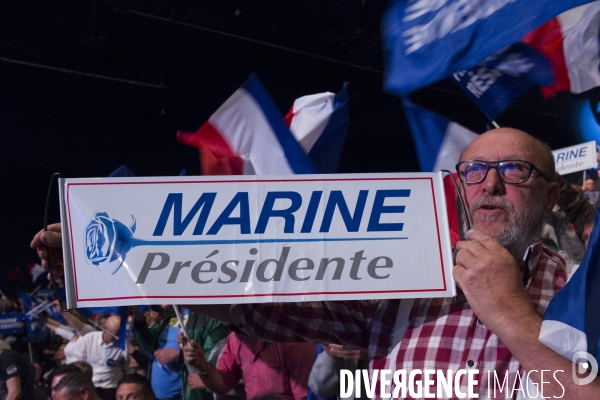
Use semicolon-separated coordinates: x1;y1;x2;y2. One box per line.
151;310;188;398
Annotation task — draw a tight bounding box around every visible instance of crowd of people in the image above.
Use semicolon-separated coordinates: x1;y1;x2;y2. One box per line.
3;128;600;399
0;290;367;400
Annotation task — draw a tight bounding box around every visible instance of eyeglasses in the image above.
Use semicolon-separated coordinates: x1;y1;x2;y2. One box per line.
455;160;552;184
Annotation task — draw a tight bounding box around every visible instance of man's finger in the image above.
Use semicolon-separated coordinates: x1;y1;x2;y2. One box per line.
41;231;63;248
30;224;62;249
454;248;478;268
465;229;497;247
452;264;467;285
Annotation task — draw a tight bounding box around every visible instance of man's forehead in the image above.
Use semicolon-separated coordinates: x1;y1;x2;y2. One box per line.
118;383;142;392
461;129;538;162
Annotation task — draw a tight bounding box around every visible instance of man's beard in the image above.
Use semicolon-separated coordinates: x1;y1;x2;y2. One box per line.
468;195;546;260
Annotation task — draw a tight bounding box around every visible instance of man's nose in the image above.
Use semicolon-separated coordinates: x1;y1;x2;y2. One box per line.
482;167;504;195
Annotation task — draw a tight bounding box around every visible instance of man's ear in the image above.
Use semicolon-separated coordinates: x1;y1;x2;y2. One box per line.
545;181;561;215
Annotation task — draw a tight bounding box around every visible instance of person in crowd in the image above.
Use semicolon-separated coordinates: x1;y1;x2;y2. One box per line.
0;348;35;400
30;362;47;400
176;128;595;398
128;345;150;377
67;315;127;400
543;174;597;278
49;364;82;399
51;301;96;338
116;374;155;400
143;306;163;330
308;343;367;400
31;128;600;397
133;306;229;400
51;371;101;400
583;177;599;206
179;331;315;400
0;295;19;314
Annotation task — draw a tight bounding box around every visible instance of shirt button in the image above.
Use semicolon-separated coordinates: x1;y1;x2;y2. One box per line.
467;360;475;368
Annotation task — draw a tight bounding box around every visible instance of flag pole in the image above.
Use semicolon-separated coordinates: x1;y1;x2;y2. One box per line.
29;285;42;297
28;342;34;363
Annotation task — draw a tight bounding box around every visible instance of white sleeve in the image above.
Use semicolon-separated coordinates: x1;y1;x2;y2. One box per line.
308;350;346;398
55;325;76;340
76;324;96;336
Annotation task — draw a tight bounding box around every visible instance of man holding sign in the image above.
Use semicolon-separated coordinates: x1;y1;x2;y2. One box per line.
32;128;600;398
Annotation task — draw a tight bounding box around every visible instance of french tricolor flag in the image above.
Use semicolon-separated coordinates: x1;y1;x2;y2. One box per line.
403;99;478;245
284;82;349;174
523;1;600;98
177;74;349;176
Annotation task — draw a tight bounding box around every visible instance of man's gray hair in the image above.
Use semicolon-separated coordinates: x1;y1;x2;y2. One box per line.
53;371;97;397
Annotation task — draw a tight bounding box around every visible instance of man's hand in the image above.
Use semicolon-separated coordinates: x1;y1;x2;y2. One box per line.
154;348;181;365
322;343;366;360
187;373;207;390
177;332;210;372
30;223;64;279
453;229;536;333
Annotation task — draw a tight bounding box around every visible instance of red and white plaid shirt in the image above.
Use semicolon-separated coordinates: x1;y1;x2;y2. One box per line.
230;242;566;399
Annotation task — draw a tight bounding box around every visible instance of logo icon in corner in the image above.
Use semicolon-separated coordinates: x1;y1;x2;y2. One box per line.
85;212;136;275
572;351;599;385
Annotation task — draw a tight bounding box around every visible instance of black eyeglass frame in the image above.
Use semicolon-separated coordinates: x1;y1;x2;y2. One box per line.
455;160;552;184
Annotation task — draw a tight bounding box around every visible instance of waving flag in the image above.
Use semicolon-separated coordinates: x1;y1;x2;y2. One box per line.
178;74;317;176
78;306;128;350
402;99;477;172
523;1;600;98
18;292;49;341
284;83;349;173
452;43;554;120
109;165;136;177
538;210;600;380
383;0;593;96
403;99;478;244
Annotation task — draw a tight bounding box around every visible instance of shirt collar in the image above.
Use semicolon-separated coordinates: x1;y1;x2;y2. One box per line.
520;240;543;284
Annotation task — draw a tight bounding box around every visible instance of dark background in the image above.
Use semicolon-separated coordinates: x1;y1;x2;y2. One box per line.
0;1;585;294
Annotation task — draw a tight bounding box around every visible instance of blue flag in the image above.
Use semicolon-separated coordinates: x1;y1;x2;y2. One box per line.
18;292;49;341
78;306;128;350
382;0;593;96
451;43;554;120
109;165;136;177
0;313;24;335
539;210;600;377
41;299;66;325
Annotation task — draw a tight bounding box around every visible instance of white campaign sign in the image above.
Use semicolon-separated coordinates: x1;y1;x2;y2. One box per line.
552;141;597;175
59;173;455;307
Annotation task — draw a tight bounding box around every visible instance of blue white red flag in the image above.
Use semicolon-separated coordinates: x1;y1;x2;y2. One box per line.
284;83;349;174
402;99;478;245
177;74;317;175
523;1;600;98
538;210;600;380
383;0;593;96
451;43;554;120
402;99;477;173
